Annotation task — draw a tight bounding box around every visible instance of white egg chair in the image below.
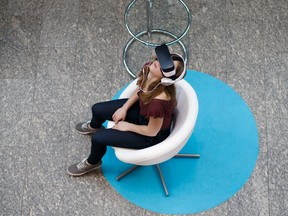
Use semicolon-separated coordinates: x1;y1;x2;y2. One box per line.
107;79;199;196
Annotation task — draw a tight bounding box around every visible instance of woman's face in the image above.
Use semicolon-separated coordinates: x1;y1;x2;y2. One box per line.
149;60;163;78
149;60;180;79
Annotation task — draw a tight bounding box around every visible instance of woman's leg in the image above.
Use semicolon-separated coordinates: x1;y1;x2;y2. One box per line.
67;128;150;176
67;100;144;176
89;99;140;128
87;129;151;164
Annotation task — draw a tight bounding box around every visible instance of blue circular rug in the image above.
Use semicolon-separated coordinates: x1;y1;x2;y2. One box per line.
102;70;259;214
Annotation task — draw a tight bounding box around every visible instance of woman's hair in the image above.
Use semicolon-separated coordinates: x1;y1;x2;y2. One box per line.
137;54;184;105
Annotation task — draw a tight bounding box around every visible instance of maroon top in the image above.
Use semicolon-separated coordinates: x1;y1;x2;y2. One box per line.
138;94;175;130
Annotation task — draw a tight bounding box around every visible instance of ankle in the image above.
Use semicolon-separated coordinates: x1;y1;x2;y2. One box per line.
85;159;93;166
86;159;100;166
87;123;95;129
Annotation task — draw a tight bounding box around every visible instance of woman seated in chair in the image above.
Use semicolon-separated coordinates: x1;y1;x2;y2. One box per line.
67;44;186;176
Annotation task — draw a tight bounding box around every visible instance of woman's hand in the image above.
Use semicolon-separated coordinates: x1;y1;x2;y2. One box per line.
112;107;127;124
112;121;132;131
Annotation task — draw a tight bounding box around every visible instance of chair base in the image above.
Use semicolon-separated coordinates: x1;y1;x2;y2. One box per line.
174;153;200;158
116;153;200;196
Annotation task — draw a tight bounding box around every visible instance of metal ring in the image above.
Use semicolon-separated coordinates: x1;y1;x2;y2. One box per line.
123;29;188;78
124;0;192;47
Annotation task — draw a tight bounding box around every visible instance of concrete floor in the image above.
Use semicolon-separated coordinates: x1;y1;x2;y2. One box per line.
1;0;288;215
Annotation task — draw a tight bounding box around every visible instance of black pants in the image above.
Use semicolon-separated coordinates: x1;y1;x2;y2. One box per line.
87;99;170;164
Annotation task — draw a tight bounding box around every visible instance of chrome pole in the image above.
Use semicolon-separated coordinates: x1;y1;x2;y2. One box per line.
174;154;200;158
146;0;153;37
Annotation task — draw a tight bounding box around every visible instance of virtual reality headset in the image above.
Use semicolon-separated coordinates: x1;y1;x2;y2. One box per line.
155;44;186;85
155;44;185;77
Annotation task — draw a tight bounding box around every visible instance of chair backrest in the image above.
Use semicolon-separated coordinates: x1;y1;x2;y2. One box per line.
108;79;198;165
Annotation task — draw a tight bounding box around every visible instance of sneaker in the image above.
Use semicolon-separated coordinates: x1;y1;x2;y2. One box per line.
75;121;104;135
67;158;102;176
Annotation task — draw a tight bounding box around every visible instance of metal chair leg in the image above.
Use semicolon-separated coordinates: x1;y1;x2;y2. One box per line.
156;164;169;196
116;165;140;181
174;153;200;158
116;154;200;196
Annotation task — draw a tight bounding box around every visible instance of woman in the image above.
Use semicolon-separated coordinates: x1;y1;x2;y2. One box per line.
67;48;185;176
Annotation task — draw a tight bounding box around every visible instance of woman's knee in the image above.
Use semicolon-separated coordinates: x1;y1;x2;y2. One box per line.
91;131;110;146
91;103;102;115
91;133;102;145
92;99;127;115
91;129;122;148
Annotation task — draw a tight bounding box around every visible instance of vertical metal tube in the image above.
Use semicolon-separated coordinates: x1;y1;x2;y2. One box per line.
146;0;153;37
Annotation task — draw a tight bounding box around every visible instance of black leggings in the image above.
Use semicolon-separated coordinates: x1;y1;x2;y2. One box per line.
87;99;169;164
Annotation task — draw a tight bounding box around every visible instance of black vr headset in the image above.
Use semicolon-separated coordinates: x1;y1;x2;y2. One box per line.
155;44;186;86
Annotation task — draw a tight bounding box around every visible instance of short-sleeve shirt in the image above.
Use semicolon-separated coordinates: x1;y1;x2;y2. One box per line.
138;93;175;130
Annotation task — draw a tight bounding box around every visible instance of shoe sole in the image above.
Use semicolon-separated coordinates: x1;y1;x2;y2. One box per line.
67;163;102;177
75;129;93;135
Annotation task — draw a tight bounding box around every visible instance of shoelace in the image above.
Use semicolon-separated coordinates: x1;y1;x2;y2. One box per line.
77;159;89;170
82;121;96;132
81;122;89;130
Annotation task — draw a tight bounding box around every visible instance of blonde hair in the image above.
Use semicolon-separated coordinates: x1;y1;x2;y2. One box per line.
137;56;184;105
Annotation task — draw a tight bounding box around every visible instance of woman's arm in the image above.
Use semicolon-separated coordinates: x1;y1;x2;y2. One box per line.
113;117;163;137
122;88;139;111
112;89;139;124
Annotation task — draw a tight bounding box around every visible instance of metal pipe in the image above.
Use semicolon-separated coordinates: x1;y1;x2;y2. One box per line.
146;0;153;37
174;154;200;158
156;164;169;196
116;165;140;181
124;0;192;46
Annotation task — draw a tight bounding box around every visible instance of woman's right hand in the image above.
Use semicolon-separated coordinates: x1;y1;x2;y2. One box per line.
112;107;127;124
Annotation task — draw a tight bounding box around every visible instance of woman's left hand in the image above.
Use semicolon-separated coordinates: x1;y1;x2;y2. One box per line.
112;121;132;132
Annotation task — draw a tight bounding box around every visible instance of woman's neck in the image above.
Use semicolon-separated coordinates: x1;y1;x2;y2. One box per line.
146;72;159;86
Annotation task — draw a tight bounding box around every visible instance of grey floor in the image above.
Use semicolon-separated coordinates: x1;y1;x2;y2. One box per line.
1;0;288;215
